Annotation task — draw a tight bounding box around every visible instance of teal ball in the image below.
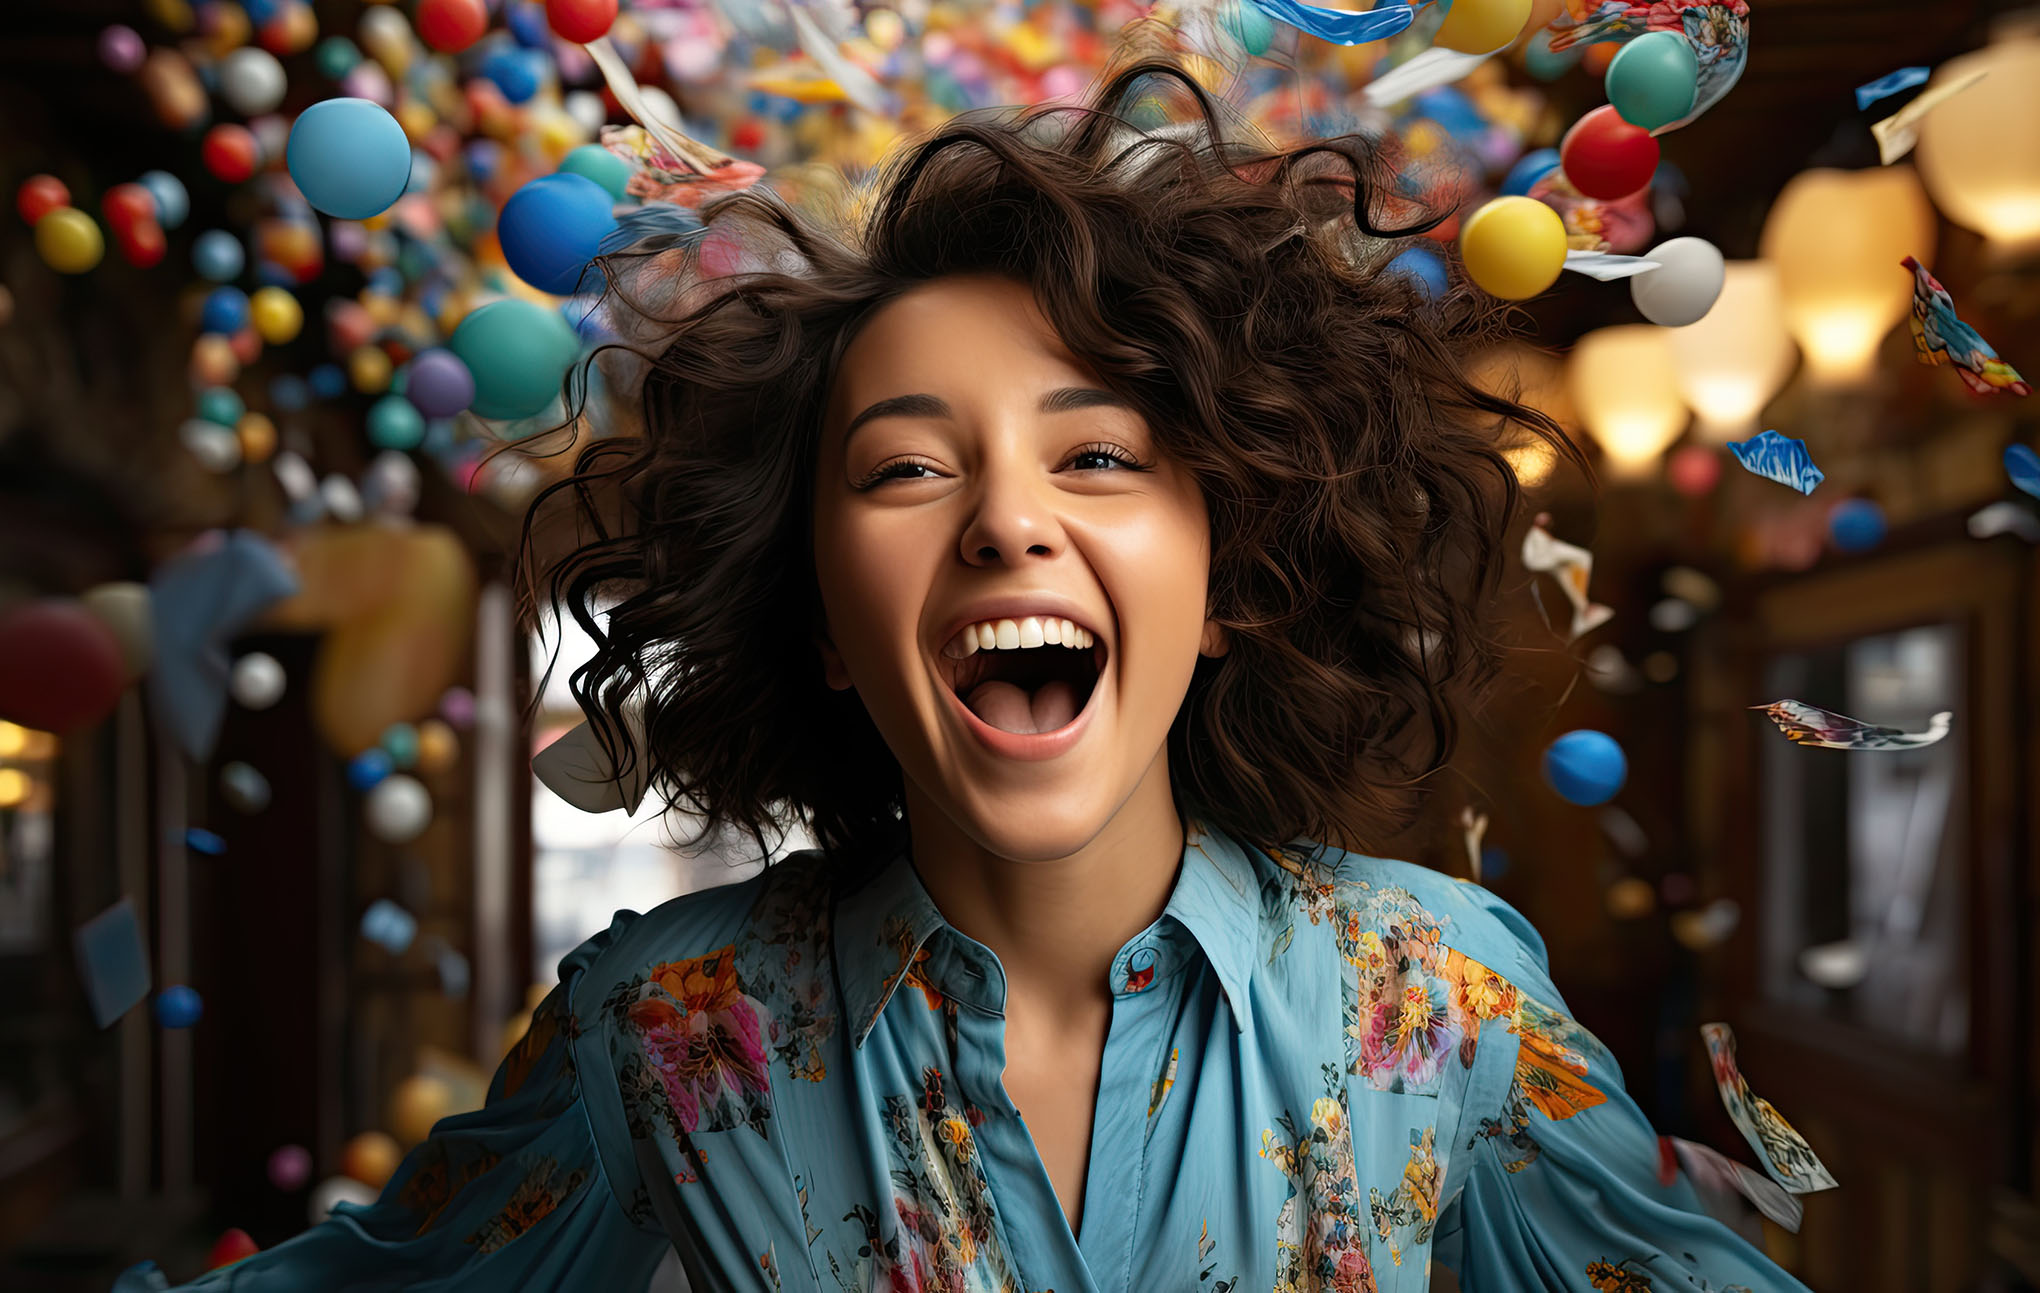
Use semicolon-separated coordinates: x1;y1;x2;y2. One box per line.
1605;32;1699;131
558;144;633;203
448;299;582;421
367;395;426;450
1222;1;1277;57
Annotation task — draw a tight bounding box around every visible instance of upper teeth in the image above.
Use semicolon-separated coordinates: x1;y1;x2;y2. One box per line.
941;616;1094;659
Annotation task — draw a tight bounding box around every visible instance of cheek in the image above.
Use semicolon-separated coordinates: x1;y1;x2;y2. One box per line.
812;510;926;666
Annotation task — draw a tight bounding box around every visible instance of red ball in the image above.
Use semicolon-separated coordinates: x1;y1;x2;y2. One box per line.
1666;443;1721;497
17;174;70;226
201;124;261;184
101;183;158;234
117;218;167;268
206;1227;261;1271
0;600;128;735
1559;104;1660;201
417;0;490;53
546;0;619;44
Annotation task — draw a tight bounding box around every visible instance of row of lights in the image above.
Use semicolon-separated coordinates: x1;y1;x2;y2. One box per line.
1564;38;2040;478
0;721;58;810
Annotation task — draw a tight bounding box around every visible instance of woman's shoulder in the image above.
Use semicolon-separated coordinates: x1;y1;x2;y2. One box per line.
1255;837;1550;974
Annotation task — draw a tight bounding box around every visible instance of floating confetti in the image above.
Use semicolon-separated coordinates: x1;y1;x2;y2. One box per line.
1903;257;2030;396
1521;514;1614;641
1728;430;1824;495
2007;445;2040;500
360;898;418;955
1666;1135;1804;1232
1969;500;2040;543
1751;700;1952;750
73;897;151;1029
1459;804;1489;881
1699;1022;1838;1194
1854;65;1930;111
1871;69;1987;164
1561;249;1662;281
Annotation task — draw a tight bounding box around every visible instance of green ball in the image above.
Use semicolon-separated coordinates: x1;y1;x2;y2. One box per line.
1605;32;1699;132
1221;1;1276;57
558;144;633;204
448;299;582;422
195;387;244;428
380;721;419;769
314;36;361;81
367;395;425;450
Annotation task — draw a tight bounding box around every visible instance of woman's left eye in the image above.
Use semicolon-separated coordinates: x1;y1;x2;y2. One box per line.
1066;443;1149;472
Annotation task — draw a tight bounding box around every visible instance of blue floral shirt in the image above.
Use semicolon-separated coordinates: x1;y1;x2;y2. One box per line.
159;823;1812;1292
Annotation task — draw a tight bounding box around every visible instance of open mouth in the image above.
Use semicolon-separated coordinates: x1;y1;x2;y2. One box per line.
940;623;1105;736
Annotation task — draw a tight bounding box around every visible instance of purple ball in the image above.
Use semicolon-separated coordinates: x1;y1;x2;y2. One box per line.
99;25;145;74
405;349;476;418
267;1143;313;1191
439;686;476;729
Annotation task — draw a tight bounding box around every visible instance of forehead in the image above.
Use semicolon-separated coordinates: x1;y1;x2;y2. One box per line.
828;276;1095;420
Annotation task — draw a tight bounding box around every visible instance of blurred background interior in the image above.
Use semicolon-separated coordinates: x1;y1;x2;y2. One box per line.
1;0;2038;1289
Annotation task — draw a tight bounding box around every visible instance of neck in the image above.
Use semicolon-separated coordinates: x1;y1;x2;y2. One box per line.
901;757;1186;1013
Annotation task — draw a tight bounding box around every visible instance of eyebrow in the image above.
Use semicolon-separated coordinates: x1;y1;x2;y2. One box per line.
841;386;1133;442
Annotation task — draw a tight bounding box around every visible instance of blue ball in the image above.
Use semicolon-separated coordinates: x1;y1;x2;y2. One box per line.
347;748;395;791
286;98;413;220
242;0;282;23
1542;730;1628;806
184;828;226;856
155;985;204;1029
1501;148;1561;197
464;138;504;185
483;46;544;104
367;266;405;297
506;2;551;48
308;363;347;400
192;230;245;282
201;287;250;336
498;172;618;295
1387;246;1449;299
367;395;426;450
270;374;310;411
195;387;245;427
138;170;189;230
1829;498;1887;553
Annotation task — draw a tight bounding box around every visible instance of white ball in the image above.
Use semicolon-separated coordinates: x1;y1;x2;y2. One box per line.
321;475;364;524
366;774;432;844
309;1174;379;1224
220;47;287;116
637;86;685;132
230;652;287;710
1630;236;1726;327
364;449;421;517
563;91;607;137
180;419;242;473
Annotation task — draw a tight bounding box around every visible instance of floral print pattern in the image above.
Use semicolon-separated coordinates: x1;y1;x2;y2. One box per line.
610;945;774;1137
464;1156;589;1253
1260;1064;1379;1293
1367;1126;1441;1269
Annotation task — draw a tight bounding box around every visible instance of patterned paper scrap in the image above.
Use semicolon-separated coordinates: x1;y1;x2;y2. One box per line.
1752;699;1952;750
1905;257;2030;397
1699;1022;1838;1194
1855;65;1930;111
1728;430;1824;495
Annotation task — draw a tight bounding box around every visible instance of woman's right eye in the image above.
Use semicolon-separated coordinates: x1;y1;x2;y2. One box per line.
854;457;941;489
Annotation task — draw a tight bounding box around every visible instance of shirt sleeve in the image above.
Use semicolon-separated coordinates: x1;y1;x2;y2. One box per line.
152;914;671;1292
1433;886;1815;1293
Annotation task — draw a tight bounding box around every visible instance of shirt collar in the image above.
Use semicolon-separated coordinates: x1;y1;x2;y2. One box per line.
833;819;1264;1049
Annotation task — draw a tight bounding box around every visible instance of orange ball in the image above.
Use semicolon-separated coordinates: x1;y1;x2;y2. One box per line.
229;326;263;366
414;718;459;773
258;3;319;56
189;334;240;386
236;412;278;464
1582;42;1617;77
340;1131;403;1189
390;1074;455;1146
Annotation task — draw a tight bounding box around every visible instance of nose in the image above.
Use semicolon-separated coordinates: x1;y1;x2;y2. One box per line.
957;457;1065;567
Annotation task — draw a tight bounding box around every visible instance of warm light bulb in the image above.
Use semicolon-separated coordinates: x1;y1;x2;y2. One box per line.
1760;167;1935;385
0;723;23;759
1916;40;2040;252
1666;261;1798;443
1569;326;1688;479
0;769;29;809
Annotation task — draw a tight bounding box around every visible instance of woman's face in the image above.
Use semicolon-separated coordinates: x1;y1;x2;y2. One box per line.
812;274;1224;862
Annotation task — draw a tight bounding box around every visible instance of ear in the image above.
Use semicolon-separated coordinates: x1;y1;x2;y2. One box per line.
1198;618;1230;659
814;633;855;691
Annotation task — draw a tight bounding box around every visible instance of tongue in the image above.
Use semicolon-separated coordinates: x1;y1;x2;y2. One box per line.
963;679;1080;735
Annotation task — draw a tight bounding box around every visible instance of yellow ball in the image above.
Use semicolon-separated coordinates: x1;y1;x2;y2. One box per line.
35;208;103;274
236;412;278;464
389;1074;454;1147
394;97;437;143
1434;0;1533;55
249;287;303;344
1458;196;1567;300
340;1131;402;1189
349;345;393;393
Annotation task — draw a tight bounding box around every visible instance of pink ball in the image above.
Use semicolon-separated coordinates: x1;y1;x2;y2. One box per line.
438;686;476;729
99;25;146;74
1666;443;1721;497
267;1143;313;1191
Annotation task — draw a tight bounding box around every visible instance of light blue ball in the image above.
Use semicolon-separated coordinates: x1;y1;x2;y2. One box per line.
450;298;584;421
1501;147;1561;197
498;172;617;295
367;395;426;450
154;985;203;1029
286;98;413;220
559;144;633;203
137;170;188;229
347;748;394;791
1829;498;1887;553
195;387;245;427
200;287;250;335
1606;32;1699;132
192;230;245;282
1542;730;1628;806
270;374;310;411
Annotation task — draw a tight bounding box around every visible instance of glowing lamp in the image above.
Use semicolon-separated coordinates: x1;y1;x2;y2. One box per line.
1665;261;1798;443
1759;167;1934;385
1916;40;2040;252
1568;326;1687;479
1469;343;1574;488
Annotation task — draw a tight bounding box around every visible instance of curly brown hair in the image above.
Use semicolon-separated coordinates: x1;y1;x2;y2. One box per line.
525;58;1573;870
